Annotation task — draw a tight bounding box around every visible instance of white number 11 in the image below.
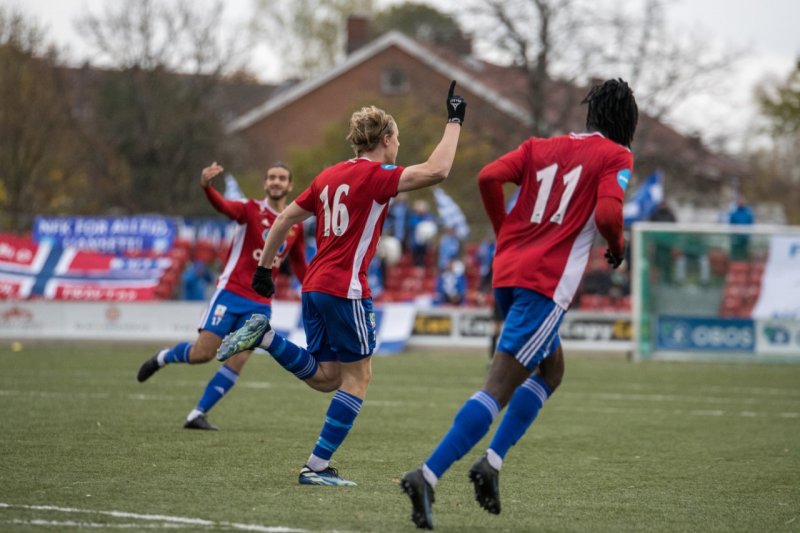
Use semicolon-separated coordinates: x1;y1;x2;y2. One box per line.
530;164;582;225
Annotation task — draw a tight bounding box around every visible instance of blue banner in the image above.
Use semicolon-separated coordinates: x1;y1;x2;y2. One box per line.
657;316;755;352
34;216;177;254
623;171;663;227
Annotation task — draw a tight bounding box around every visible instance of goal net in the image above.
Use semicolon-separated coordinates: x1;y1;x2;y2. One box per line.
631;222;800;362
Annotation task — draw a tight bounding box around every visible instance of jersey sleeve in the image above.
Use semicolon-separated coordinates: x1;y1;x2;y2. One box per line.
372;164;404;205
492;140;530;186
294;181;317;213
595;196;624;255
478;141;530;234
597;148;634;202
203;185;248;223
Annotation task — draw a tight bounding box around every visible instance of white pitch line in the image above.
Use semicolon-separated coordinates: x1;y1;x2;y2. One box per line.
0;390;110;400
3;518;194;529
0;503;307;533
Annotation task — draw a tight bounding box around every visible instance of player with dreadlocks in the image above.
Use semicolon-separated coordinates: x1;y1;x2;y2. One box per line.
401;78;638;529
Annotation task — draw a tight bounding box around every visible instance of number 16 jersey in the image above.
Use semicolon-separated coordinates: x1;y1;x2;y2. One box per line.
295;158;404;299
490;132;633;309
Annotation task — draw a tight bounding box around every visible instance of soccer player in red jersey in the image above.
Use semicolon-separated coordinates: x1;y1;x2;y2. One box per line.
136;162;307;430
402;79;638;529
216;81;467;486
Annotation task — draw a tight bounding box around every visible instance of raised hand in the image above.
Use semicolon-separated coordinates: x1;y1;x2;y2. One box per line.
446;80;467;125
200;161;224;187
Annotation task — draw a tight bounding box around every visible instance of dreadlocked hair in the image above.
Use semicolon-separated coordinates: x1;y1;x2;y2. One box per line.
582;78;638;148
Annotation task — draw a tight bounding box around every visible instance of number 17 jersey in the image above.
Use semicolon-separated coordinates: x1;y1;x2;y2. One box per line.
492;132;633;309
294;158;404;299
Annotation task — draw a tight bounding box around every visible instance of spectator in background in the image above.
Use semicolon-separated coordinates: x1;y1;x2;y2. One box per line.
181;259;213;301
386;192;410;245
649;200;676;284
477;234;495;293
437;226;461;270
367;255;385;299
729;195;755;260
408;199;436;266
435;259;467;305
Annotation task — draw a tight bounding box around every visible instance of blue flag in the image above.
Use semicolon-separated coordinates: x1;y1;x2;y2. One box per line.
433;188;469;240
623;171;664;227
223;173;246;201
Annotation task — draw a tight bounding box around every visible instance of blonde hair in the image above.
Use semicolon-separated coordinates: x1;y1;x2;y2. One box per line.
346;106;396;155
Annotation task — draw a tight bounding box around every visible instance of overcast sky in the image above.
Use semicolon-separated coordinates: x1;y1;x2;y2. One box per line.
5;0;799;148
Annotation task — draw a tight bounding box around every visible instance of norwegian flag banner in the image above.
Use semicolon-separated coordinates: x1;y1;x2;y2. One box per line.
0;234;171;301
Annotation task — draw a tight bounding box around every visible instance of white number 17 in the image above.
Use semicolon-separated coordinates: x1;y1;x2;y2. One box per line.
530;164;582;225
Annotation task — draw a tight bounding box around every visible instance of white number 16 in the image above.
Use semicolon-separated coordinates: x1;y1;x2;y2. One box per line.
320;184;350;237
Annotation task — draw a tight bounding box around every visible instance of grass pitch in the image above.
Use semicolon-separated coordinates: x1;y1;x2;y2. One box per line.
0;342;798;532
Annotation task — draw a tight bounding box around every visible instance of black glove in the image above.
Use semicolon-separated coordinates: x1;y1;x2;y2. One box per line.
446;80;467;125
251;266;275;298
604;241;627;270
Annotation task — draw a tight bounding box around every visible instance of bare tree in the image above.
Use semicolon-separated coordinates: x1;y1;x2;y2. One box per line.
746;59;800;222
75;0;251;215
460;0;740;144
253;0;375;78
0;8;83;231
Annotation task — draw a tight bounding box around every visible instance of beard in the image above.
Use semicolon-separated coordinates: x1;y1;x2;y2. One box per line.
266;189;288;201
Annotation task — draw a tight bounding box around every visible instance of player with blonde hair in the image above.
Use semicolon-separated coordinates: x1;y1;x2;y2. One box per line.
216;81;467;486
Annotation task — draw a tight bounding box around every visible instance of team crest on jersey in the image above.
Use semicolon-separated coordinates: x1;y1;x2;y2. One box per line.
212;304;227;326
259;227;287;255
617;169;631;191
380;164;397;170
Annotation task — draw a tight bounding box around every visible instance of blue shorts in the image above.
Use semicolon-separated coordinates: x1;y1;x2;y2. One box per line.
494;287;564;370
199;288;272;338
302;292;376;363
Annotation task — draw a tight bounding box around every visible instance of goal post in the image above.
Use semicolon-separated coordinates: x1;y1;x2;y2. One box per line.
631;222;800;362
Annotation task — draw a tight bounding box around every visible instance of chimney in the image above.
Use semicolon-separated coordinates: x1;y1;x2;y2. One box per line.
346;15;370;55
449;33;472;56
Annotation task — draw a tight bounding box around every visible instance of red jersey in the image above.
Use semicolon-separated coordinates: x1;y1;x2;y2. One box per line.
295;158;403;299
204;186;306;304
481;133;632;309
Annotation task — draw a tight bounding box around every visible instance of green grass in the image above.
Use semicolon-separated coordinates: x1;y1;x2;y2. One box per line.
1;343;799;532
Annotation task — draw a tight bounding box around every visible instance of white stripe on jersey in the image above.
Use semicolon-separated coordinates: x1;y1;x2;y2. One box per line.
348;200;387;299
217;223;246;291
553;211;597;309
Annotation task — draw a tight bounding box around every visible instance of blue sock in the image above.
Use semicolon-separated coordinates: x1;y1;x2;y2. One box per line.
266;333;318;380
424;390;500;479
195;364;239;414
310;390;363;467
489;375;551;459
162;342;191;364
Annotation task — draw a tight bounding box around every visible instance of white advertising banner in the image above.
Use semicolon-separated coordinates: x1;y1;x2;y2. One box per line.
755;319;800;357
752;236;800;319
0;300;416;355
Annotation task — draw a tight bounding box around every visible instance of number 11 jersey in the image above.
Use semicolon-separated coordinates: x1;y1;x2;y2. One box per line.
491;132;633;309
295;158;404;299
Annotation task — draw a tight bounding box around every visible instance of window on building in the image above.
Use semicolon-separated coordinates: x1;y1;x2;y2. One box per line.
381;68;409;95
